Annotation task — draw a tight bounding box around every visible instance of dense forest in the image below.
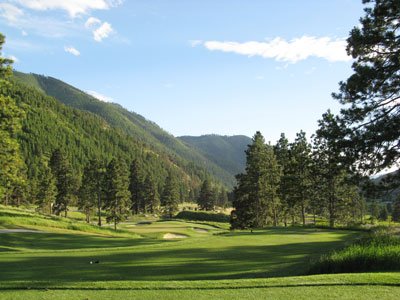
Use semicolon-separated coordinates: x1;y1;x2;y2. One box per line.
13;71;237;189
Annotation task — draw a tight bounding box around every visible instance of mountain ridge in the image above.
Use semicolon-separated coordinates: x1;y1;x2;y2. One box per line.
13;71;237;188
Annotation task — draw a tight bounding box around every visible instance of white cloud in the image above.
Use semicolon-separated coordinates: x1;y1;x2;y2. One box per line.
255;76;264;80
204;36;351;63
189;40;202;47
12;0;123;18
87;90;113;102
93;21;113;42
85;17;101;29
21;30;28;36
0;3;24;22
64;46;80;56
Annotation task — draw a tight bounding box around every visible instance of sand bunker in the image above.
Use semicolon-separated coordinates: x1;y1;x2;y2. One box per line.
193;228;208;233
0;229;44;233
163;233;187;239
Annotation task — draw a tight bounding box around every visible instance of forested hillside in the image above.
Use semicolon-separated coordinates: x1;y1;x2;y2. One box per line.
4;78;220;203
13;71;236;188
178;134;251;176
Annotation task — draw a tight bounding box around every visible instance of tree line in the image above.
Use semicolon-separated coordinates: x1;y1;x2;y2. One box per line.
231;0;400;229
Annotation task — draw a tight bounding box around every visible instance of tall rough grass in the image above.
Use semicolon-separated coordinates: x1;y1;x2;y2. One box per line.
308;227;400;274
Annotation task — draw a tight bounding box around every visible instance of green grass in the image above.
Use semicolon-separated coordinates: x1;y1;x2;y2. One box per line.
1;273;400;299
1;205;397;299
309;227;400;274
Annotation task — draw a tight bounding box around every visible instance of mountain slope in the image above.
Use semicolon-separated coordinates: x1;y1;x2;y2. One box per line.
5;77;222;201
178;135;251;177
13;71;236;188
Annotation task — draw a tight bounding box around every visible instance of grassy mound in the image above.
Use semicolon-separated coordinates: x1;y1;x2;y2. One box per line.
175;210;230;223
309;227;400;274
0;206;138;238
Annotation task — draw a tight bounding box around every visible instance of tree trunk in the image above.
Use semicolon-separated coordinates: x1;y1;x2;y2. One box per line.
273;206;278;227
284;215;287;227
64;207;68;218
301;203;306;225
329;196;335;227
114;219;117;231
4;191;8;206
97;191;102;226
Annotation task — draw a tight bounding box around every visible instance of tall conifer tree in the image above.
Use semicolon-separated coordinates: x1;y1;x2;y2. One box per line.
143;173;160;214
49;148;74;217
161;172;179;218
231;132;281;229
103;158;131;230
197;179;215;211
0;34;25;205
129;159;145;214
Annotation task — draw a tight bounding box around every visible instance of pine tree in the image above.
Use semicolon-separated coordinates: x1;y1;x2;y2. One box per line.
49;148;74;217
143;173;160;214
289;130;312;225
197;179;215;211
36;164;57;214
313;111;355;227
274;133;292;226
371;199;380;221
332;0;400;175
0;34;26;205
217;188;229;208
103;158;131;230
78;159;104;224
231;132;281;229
161;172;179;218
129;159;145;214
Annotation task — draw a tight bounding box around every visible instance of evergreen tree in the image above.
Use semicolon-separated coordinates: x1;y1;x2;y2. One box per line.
0;34;26;205
129;159;145;214
332;0;400;175
78;159;104;224
143;173;160;214
197;179;215;211
161;172;179;218
36;164;57;214
231;132;281;229
103;158;131;230
392;195;400;222
289;131;312;225
370;199;380;221
274;133;292;226
313;111;355;227
217;188;229;208
49;148;74;217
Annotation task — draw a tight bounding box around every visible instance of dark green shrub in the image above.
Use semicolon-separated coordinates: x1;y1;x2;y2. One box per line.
175;210;229;223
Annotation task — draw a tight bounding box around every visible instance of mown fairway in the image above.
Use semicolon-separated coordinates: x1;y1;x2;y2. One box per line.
1;207;399;299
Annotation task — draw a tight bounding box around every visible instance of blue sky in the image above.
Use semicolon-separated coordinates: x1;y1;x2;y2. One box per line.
0;0;365;143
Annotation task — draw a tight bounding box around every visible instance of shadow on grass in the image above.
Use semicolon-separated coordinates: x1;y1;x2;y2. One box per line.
0;230;361;282
0;232;167;251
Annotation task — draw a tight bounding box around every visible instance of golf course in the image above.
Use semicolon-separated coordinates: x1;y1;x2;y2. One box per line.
0;206;399;299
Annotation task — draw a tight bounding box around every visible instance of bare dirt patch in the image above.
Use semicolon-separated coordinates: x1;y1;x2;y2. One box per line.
163;233;188;239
